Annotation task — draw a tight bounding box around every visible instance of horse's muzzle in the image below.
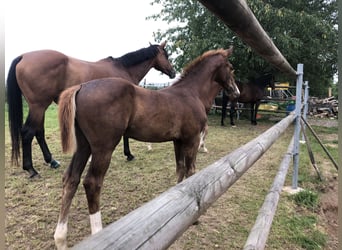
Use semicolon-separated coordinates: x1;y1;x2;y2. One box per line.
169;70;176;79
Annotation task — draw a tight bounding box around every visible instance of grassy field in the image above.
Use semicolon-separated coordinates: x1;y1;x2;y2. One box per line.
5;103;338;249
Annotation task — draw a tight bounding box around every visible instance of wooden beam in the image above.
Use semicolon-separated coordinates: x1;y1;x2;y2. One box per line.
244;136;294;249
71;114;296;250
197;0;297;77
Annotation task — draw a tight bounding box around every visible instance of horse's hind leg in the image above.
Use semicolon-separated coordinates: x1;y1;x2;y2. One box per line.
54;128;91;250
21;113;39;178
35;120;60;169
22;105;58;178
83;138;119;234
123;136;135;161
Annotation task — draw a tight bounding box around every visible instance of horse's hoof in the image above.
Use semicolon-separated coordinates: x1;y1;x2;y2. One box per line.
126;155;135;161
50;159;61;169
192;220;200;225
231;124;236;128
28;171;41;179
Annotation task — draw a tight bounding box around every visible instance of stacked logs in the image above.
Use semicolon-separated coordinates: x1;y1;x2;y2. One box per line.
308;96;338;118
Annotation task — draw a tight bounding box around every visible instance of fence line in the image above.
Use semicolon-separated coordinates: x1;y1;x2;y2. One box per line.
244;136;294;249
72;113;295;250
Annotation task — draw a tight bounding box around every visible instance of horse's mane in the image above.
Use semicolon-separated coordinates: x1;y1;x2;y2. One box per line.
180;49;228;79
110;44;168;67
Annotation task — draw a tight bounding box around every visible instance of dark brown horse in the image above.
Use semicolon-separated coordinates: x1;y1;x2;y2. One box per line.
221;73;275;126
7;42;175;178
54;48;239;249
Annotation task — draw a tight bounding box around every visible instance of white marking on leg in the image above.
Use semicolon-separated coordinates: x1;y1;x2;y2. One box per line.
89;211;103;234
54;220;68;250
198;130;208;153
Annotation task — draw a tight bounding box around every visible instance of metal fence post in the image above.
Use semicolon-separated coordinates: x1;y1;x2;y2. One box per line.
301;81;309;141
292;64;304;189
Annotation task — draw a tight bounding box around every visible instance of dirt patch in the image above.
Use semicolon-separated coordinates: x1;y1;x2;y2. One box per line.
307;117;338;127
319;175;338;249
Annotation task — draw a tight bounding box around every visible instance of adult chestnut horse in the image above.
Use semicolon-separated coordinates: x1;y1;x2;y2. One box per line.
54;48;239;249
221;73;275;126
7;42;175;178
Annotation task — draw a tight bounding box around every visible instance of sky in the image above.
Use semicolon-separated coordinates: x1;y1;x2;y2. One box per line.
5;0;177;84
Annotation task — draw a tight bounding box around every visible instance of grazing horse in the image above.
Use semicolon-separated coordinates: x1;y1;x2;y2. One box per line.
221;73;275;126
54;47;239;249
6;42;175;178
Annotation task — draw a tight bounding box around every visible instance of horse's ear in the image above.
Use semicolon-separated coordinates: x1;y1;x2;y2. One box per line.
226;46;233;56
160;41;167;48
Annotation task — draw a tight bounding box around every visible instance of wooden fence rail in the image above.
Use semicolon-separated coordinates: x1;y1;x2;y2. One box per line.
244;136;294;249
72;113;296;250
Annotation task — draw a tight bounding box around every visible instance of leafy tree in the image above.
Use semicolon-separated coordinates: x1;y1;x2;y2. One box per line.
148;0;337;97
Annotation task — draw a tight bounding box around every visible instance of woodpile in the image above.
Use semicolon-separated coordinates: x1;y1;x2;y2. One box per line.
308;96;338;118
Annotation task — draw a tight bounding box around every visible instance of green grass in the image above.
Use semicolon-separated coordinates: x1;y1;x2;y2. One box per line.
292;189;319;210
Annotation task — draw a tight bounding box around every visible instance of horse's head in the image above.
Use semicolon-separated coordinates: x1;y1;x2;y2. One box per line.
215;47;240;100
257;73;275;90
151;41;176;79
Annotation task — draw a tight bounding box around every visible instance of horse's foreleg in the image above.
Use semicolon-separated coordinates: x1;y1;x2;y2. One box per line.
251;102;259;125
123;136;135;161
184;139;200;179
36;126;60;169
221;94;228;126
254;102;261;125
250;103;256;125
173;140;185;183
54;147;90;250
230;102;237;126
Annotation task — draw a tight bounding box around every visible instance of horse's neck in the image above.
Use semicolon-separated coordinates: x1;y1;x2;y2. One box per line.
203;82;222;111
188;76;222;111
123;60;154;84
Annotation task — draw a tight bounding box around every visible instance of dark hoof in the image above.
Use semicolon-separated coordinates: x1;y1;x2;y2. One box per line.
126;155;135;161
27;169;40;179
192;220;200;225
231;124;236;127
221;122;225;126
50;159;60;169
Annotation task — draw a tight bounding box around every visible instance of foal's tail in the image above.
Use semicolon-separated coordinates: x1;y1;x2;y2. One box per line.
58;85;81;154
6;56;23;165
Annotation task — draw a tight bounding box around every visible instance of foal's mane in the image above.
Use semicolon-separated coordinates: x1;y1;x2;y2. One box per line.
108;44;168;67
180;49;228;79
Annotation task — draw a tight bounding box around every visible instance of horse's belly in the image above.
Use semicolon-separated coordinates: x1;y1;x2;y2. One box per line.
125;125;178;143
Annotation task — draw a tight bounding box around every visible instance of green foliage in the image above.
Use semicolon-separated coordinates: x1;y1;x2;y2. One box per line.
148;0;337;97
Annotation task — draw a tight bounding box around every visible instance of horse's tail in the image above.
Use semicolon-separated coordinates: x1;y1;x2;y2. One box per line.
58;85;81;154
6;56;23;165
